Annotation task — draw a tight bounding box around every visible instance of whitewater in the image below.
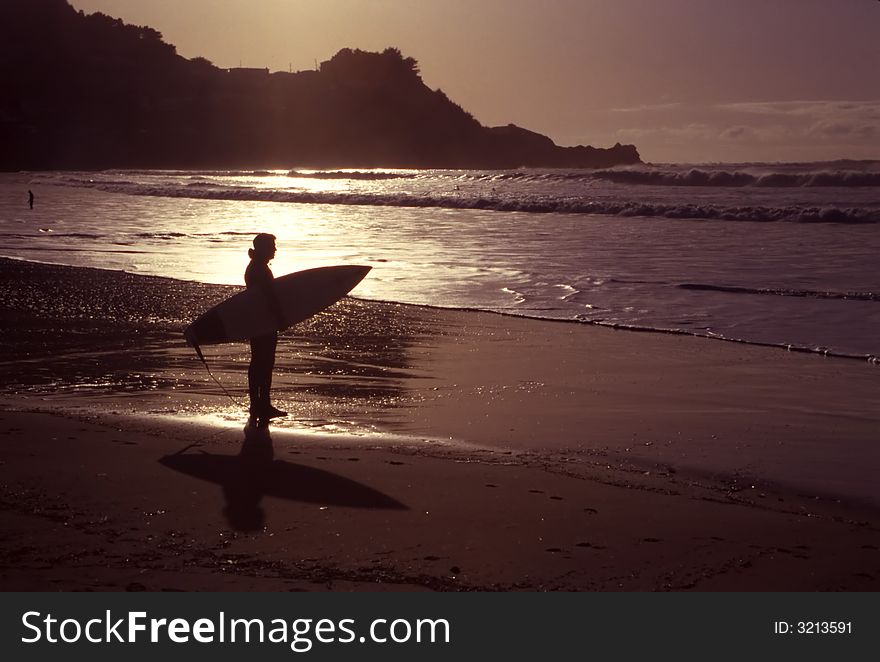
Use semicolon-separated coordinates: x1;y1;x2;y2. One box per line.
1;161;879;359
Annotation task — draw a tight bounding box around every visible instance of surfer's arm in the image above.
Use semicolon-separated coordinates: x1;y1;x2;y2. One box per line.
247;264;289;330
260;283;290;330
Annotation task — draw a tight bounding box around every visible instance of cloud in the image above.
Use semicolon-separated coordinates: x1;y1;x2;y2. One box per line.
617;123;787;143
808;120;878;139
616;123;717;141
610;102;682;113
717;99;880;121
607;99;880;161
719;125;750;140
715;100;880;144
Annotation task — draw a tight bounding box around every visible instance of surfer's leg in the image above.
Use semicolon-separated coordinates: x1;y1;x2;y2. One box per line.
264;333;287;416
256;334;272;411
249;333;283;418
248;336;267;414
261;332;286;418
264;332;277;397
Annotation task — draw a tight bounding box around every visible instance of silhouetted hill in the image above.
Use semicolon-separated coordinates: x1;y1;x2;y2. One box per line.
0;0;641;170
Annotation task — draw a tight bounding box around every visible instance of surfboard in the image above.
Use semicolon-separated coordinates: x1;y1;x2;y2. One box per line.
184;265;371;347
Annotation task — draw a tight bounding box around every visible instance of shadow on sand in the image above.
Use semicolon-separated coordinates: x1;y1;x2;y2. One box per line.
159;422;407;531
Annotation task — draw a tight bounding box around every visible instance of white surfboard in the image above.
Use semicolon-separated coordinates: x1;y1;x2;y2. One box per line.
184;265;371;347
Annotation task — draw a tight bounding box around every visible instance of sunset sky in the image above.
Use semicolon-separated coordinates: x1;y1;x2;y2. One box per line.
68;0;879;163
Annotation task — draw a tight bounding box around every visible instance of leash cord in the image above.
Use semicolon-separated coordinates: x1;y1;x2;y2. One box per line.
191;341;247;408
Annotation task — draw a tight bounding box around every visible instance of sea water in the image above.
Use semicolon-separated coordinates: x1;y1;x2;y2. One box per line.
1;162;879;358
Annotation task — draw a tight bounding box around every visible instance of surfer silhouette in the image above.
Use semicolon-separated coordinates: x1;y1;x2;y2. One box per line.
28;190;34;209
245;233;288;423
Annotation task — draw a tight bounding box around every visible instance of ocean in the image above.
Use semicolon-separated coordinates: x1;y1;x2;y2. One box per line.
2;162;879;359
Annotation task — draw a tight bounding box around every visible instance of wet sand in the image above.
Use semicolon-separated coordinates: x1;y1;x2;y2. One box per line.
1;257;879;590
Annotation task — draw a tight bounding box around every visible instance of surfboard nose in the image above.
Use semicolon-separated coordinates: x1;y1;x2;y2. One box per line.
344;265;372;290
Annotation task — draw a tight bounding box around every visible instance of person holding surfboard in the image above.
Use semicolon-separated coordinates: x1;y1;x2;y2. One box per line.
245;233;288;422
184;239;369;424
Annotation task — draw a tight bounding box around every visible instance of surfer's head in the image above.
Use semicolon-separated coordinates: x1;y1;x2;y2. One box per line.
249;233;276;262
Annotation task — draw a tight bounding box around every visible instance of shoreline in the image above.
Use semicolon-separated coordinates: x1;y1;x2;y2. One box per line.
4;253;877;364
2;257;879;590
2;256;879;505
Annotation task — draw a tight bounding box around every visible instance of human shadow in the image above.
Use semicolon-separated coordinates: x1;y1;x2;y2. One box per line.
159;423;407;532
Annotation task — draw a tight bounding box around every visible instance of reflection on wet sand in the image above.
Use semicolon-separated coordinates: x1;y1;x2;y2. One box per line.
0;257;442;433
160;422;407;532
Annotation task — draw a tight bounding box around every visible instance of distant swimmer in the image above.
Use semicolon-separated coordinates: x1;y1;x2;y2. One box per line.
245;233;289;424
28;190;34;209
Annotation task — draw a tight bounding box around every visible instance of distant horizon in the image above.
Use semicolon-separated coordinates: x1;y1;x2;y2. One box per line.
63;1;880;163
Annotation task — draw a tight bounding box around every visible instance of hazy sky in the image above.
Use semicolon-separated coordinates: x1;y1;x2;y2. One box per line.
68;0;879;163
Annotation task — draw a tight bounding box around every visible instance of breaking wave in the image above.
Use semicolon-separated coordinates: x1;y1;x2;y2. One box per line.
88;165;880;187
591;168;880;188
102;169;279;178
286;170;415;180
50;176;880;224
101;168;415;180
478;167;880;188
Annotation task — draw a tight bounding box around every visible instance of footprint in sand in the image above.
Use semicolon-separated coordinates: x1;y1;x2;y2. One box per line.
529;489;544;494
583;507;598;514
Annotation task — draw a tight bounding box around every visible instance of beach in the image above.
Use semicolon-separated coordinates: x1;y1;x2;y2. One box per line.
2;257;878;591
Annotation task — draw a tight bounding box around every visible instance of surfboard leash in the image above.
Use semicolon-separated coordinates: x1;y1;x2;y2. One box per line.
189;340;247;408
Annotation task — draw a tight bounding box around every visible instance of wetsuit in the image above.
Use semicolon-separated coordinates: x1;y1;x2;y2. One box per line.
244;259;278;414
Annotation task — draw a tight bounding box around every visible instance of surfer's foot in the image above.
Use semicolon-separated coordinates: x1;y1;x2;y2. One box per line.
250;404;287;419
264;405;288;419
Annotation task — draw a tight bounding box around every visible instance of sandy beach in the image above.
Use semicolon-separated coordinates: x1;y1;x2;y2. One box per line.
1;257;879;591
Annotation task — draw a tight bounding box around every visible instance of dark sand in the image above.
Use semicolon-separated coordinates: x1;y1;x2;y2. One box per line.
1;257;878;590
